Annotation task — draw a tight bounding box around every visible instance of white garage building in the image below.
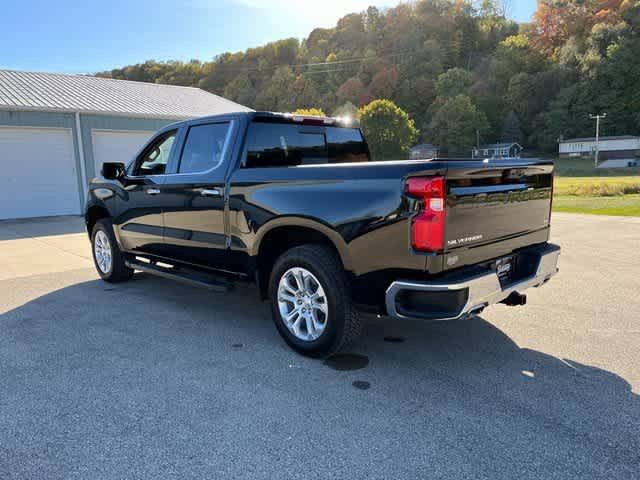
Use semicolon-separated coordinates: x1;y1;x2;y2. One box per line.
0;69;250;220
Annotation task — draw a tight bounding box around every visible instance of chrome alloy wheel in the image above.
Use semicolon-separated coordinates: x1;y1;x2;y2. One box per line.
94;230;113;274
277;267;329;341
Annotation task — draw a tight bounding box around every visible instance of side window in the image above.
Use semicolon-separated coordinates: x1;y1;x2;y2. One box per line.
178;122;231;174
245;123;328;168
134;131;176;176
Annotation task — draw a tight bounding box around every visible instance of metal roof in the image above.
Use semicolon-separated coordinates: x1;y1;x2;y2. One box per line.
0;69;252;119
560;135;639;143
411;144;438;149
475;143;523;149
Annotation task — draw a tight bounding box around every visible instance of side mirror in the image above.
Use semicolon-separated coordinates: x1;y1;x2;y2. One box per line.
101;162;126;181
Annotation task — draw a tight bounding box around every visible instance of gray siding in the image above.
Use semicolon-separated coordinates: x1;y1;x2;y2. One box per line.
0;110;179;212
0;110;75;129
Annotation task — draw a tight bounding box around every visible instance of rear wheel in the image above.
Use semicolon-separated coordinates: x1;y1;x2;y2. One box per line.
268;244;362;357
91;218;133;283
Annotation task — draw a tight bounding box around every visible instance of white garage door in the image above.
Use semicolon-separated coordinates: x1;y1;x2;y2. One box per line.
0;127;80;220
92;130;154;177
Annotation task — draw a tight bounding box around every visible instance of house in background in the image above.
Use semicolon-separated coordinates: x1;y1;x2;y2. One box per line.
0;69;251;220
559;135;640;168
410;143;439;159
472;142;523;159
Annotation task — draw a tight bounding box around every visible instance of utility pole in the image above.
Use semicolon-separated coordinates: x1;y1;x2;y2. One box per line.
589;113;607;168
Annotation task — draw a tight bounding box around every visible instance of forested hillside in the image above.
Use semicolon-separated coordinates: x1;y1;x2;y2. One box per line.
97;0;640;155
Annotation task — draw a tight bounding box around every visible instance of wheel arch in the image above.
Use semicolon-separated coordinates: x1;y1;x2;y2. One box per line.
253;217;353;299
85;204;111;239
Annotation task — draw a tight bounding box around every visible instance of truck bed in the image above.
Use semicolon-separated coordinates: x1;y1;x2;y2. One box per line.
229;156;554;280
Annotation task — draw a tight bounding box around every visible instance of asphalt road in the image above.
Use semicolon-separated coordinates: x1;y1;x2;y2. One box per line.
0;213;639;479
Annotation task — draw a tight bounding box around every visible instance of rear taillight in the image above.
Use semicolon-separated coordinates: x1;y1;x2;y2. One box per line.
406;176;446;252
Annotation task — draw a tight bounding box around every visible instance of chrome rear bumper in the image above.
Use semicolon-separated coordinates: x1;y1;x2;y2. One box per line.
385;244;560;321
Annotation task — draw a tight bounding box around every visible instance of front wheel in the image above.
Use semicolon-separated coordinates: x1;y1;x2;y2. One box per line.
268;244;362;357
91;218;133;283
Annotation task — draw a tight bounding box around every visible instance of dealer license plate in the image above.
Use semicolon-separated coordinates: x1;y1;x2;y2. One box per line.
496;255;515;284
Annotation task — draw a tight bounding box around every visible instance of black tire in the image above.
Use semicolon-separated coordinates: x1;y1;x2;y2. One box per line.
268;244;362;357
91;218;134;283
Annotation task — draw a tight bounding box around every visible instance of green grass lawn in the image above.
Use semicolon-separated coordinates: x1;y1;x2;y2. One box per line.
554;176;640;196
553;194;640;216
550;159;640;216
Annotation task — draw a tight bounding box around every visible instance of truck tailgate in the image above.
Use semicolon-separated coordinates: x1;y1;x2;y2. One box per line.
443;159;554;270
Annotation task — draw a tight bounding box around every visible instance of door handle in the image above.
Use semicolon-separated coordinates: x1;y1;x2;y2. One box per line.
146;188;160;195
200;188;221;197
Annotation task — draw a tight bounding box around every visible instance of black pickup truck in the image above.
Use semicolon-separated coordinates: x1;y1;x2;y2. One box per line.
86;111;560;356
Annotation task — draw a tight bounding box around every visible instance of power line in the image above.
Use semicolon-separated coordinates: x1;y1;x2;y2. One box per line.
294;66;372;75
210;49;423;73
295;51;412;68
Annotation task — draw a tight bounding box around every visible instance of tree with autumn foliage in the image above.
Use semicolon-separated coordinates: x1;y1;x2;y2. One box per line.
358;100;418;161
291;108;326;117
336;77;371;107
428;95;489;155
532;0;625;59
98;0;640;153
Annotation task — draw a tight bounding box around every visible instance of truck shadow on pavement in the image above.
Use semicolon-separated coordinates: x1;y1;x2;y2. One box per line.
1;274;639;478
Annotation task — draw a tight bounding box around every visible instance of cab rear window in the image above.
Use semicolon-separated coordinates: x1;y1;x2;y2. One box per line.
244;122;369;168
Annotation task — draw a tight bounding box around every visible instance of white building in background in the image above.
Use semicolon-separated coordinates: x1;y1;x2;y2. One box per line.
472;143;523;159
559;135;640;168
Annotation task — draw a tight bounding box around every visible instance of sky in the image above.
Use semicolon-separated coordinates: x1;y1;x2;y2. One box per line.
1;0;538;74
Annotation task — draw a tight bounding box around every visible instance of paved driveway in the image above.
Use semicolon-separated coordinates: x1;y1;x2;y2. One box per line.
0;214;639;479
